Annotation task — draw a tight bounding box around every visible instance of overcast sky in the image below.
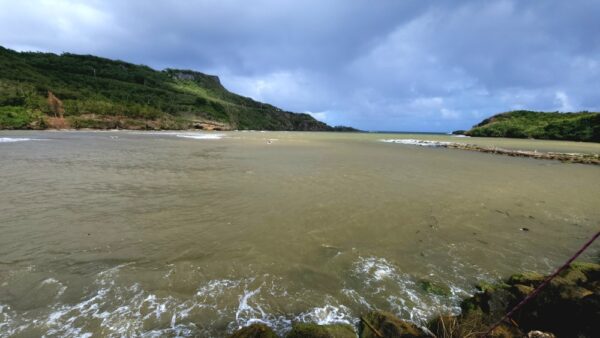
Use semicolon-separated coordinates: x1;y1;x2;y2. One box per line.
1;0;599;131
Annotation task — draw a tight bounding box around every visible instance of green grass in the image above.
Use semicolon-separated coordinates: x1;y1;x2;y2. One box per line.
465;110;600;142
0;106;46;129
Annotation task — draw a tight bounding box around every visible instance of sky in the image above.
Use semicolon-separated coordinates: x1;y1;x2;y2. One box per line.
1;0;599;131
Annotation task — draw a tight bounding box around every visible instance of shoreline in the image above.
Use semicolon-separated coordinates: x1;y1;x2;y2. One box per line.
3;129;599;165
447;142;600;165
382;139;600;165
229;262;599;338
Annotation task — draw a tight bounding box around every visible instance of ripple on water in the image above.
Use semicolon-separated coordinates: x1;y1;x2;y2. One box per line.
0;256;486;336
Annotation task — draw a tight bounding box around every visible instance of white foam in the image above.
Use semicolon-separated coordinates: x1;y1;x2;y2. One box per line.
380;139;452;147
128;131;225;140
196;278;241;297
341;289;372;309
235;287;265;323
355;256;397;282
351;256;466;325
176;133;224;140
40;278;67;298
295;304;355;326
0;137;35;143
0;259;473;336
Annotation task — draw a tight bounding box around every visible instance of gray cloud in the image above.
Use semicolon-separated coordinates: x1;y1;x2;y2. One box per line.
1;0;598;131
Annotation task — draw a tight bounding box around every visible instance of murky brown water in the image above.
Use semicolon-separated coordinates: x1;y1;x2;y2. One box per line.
1;131;599;337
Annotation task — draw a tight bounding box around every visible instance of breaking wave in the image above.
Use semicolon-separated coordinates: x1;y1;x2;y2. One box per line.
0;137;41;143
0;256;480;336
128;131;225;140
380;139;452;147
175;133;225;140
350;256;467;324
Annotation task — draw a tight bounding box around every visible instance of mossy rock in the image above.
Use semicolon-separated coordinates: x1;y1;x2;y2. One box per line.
461;282;516;320
570;261;600;275
359;311;431;338
229;323;278;338
512;284;534;298
286;322;356;338
418;280;451;296
474;262;599;337
476;280;511;293
507;272;545;287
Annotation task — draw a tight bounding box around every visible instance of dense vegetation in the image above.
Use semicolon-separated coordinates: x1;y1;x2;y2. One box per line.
462;110;600;142
0;46;348;131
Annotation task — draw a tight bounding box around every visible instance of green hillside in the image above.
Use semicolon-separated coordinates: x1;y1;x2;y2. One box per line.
0;46;341;131
464;110;600;142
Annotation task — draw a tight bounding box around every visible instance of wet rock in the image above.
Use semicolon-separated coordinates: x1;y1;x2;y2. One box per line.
359;311;431;338
418;279;451;296
461;281;516;320
286;322;356;338
527;330;556;338
229;323;278;338
507;272;545;286
445;262;600;338
512;284;534;298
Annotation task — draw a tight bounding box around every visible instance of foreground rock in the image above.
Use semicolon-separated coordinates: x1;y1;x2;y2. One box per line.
286;322;356;338
360;311;431;338
428;262;600;337
229;323;278;338
229;262;599;337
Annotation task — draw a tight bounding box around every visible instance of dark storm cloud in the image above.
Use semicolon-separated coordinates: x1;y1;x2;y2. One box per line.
1;0;598;131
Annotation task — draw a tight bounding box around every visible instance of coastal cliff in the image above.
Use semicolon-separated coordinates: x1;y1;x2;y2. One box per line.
0;46;351;131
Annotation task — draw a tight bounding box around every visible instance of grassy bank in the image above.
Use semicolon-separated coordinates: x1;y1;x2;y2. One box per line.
463;110;600;142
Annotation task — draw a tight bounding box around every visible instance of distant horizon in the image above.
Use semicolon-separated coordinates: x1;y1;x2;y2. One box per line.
6;45;598;134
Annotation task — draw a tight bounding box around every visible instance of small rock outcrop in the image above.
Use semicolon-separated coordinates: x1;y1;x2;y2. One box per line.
228;263;599;338
286;322;356;338
229;323;278;338
428;262;600;338
360;311;431;338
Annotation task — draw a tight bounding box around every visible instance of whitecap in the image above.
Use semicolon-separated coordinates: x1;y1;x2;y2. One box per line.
176;133;224;140
0;137;35;143
380;139;452;147
128;131;225;140
40;278;67;298
351;256;466;325
294;304;355;326
235;287;265;324
355;256;397;282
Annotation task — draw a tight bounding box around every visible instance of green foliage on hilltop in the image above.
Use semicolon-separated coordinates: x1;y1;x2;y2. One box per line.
465;110;600;142
0;106;47;129
0;46;334;130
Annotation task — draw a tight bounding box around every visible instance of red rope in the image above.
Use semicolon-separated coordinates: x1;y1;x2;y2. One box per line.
483;230;600;337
